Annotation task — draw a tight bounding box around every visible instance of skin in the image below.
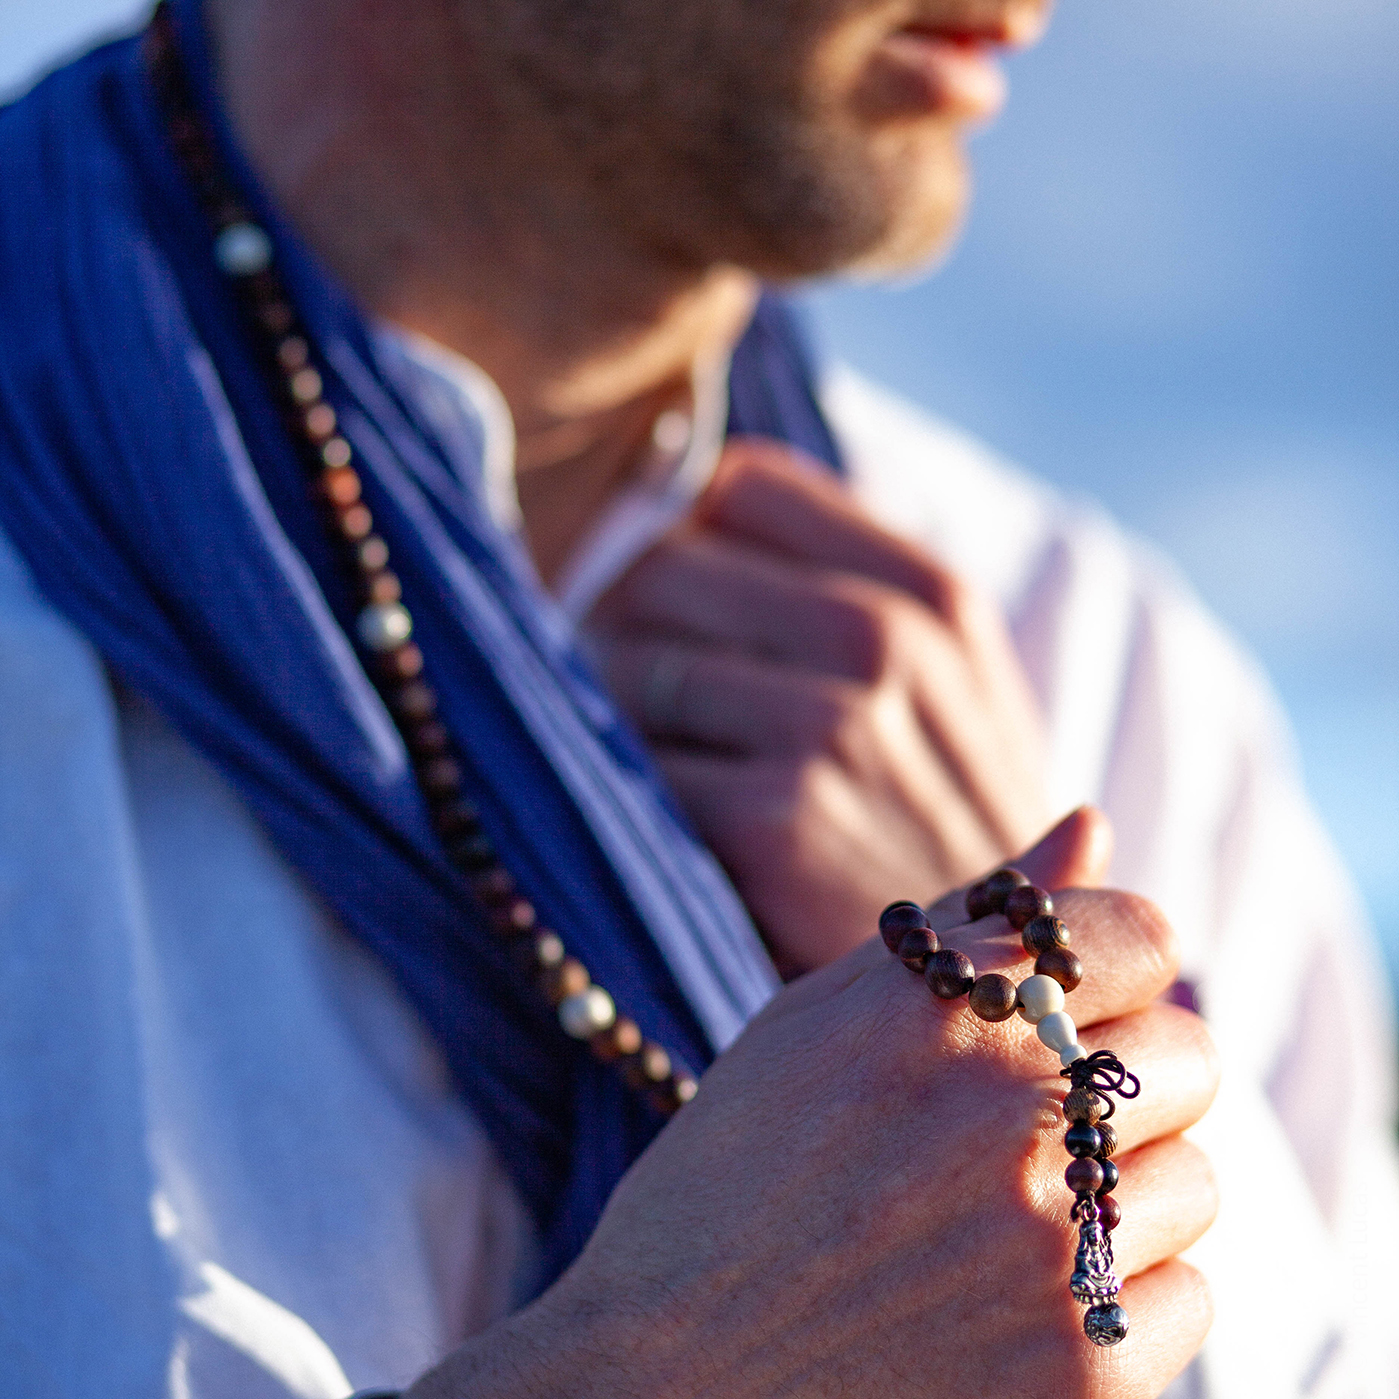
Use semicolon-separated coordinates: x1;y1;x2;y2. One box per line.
210;0;1218;1391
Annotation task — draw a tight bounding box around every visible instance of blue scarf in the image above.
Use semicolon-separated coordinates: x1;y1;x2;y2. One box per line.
0;0;842;1284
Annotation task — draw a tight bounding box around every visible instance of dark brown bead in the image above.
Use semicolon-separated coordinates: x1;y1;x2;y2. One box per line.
392;680;437;722
968;973;1019;1022
965;880;995;921
448;831;495;870
898;928;939;972
419;756;462;797
878;901;929;953
1065;1122;1102;1158
544;956;590;1006
636;1043;672;1083
1096;1160;1119;1195
357;536;391;574
1097;1195;1122;1232
276;336;310;371
493;897;537;937
1022;915;1070;958
649;1071;696;1116
434;797;480;837
336;502;374;541
1065;1158;1104;1194
408;720;451;759
1034;946;1083;993
590;1015;643;1062
1095;1122;1118;1159
258;300;295;335
471;867;515;905
320;466;361;507
925;948;975;1000
303;402;337;440
1004;884;1053;931
367;571;403;605
983;868;1029;914
381;642;425;680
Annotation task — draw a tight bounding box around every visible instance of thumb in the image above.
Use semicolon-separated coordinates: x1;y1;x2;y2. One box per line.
926;807;1114;932
1015;806;1113;893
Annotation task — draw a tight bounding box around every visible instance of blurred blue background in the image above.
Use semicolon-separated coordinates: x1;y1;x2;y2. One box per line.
4;0;1397;985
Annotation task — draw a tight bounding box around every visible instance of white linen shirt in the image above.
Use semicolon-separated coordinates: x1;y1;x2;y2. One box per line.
0;351;1394;1399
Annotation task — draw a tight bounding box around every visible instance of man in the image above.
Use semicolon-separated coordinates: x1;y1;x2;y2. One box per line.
0;1;1393;1396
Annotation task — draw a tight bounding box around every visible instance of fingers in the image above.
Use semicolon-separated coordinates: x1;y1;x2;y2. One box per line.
1105;1260;1214;1399
1017;807;1114;892
926;807;1114;932
1107;1136;1219;1280
1076;1004;1220;1153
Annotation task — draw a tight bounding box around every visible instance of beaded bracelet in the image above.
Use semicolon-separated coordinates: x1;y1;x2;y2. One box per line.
880;867;1141;1348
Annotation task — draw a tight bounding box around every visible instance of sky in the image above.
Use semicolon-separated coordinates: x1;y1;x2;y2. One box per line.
3;1;1397;984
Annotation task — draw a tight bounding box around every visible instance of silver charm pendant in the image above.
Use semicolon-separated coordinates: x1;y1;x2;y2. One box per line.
1070;1218;1120;1305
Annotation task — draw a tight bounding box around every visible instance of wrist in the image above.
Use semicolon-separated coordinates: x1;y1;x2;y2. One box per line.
404;1268;684;1399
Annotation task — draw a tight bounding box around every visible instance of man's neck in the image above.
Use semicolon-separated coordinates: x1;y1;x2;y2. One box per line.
210;0;758;582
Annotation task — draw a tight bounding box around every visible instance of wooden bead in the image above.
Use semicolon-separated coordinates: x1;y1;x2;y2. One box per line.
925;948;975;999
471;868;515;905
418;756;462;797
321;436;353;469
320;466;361;507
983;868;1029;914
434;797;480;837
392;680;437;722
336;502;374;541
357;536;391;574
1096;1160;1120;1195
380;642;425;680
1062;1087;1102;1124
304;402;337;440
493;897;536;937
1022;915;1070;958
879;901;929;953
289;366;323;405
968;973;1019;1022
276;335;310;371
1095;1122;1118;1159
367;571;403;605
531;930;565;970
898;928;939;972
1097;1195;1122;1232
408;720;450;759
448;832;495;871
965;880;995;921
544;956;590;1006
1004;884;1053;931
1034;945;1083;992
591;1015;643;1062
626;1042;672;1086
1065;1158;1104;1194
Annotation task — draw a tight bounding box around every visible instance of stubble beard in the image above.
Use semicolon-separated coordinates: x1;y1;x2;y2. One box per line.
454;0;967;283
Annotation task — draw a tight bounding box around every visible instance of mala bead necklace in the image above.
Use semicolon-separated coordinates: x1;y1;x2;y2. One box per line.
880;868;1141;1348
145;5;697;1118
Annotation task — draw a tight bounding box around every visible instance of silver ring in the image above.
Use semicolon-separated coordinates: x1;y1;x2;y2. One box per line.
641;650;692;734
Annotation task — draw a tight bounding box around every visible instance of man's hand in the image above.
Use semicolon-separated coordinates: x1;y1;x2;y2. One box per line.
593;437;1051;974
409;814;1218;1399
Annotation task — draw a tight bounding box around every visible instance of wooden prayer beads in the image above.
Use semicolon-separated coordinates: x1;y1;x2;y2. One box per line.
147;4;699;1121
878;866;1142;1348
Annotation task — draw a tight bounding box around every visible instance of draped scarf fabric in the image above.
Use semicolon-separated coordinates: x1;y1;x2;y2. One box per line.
0;0;843;1283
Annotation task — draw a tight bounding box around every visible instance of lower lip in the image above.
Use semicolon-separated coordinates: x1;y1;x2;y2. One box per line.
874;32;1007;122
